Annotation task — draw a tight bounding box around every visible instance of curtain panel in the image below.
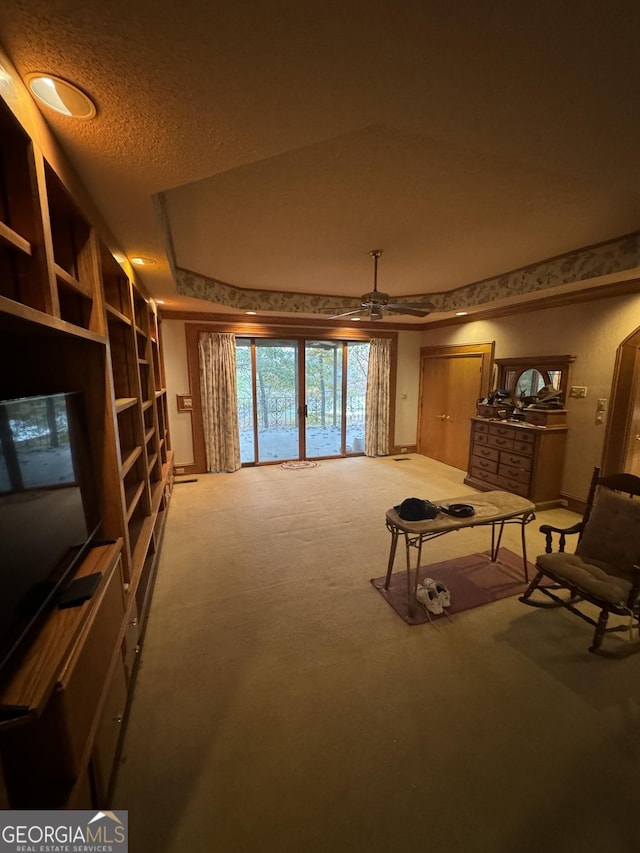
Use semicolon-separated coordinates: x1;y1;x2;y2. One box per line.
198;332;242;472
364;337;391;457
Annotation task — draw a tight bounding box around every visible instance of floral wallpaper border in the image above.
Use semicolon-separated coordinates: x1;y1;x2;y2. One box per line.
171;230;640;316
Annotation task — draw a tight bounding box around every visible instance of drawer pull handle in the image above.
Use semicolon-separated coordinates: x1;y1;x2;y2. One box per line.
113;714;124;724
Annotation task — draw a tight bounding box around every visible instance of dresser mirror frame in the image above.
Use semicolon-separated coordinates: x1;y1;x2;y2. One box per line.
495;354;575;404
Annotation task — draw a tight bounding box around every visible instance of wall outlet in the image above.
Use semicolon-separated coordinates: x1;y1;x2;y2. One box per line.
175;466;185;474
570;385;587;398
400;447;407;453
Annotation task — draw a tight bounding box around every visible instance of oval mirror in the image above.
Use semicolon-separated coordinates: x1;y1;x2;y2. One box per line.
515;368;545;398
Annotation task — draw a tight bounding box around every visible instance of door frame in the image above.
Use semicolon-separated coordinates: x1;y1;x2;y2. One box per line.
601;325;640;475
416;342;494;463
184;321;397;472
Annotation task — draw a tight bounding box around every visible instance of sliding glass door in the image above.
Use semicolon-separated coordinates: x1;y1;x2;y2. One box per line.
236;339;299;463
236;337;369;465
305;341;342;457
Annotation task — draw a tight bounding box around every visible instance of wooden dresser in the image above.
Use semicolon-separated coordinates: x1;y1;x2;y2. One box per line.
464;416;568;508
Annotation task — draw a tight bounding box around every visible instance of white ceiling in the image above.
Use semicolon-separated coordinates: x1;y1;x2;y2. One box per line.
1;0;640;323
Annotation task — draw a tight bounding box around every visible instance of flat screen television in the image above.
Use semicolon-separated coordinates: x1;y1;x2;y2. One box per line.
0;392;101;688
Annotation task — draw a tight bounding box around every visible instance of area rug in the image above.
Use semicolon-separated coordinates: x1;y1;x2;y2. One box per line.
280;460;318;470
370;548;536;625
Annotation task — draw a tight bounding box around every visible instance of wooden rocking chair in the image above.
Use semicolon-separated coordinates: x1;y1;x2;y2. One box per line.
519;466;640;654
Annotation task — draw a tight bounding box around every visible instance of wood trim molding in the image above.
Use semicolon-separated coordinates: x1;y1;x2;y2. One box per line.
419;274;640;330
161;310;420;332
561;493;587;516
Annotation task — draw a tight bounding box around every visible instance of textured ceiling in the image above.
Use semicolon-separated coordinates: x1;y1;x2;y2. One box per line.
1;0;639;323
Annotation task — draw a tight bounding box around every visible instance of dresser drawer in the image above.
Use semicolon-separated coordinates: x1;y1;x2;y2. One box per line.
500;451;532;471
496;474;530;497
499;463;531;484
471;455;499;474
474;421;490;434
470;466;499;487
487;435;515;451
513;439;534;455
488;423;516;440
514;430;534;445
472;444;499;462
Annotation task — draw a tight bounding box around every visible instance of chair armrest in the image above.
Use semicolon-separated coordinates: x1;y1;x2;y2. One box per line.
539;522;584;554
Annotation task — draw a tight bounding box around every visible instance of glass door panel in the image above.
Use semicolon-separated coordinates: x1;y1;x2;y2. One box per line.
305;341;343;457
256;340;299;462
236;339;255;463
346;341;369;453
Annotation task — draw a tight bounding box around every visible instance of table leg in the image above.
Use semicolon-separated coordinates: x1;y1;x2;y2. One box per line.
521;514;531;582
405;533;425;618
405;533;414;617
490;521;506;561
384;528;399;589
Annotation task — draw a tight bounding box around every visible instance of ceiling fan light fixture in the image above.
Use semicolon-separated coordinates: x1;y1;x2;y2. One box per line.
26;73;97;119
327;249;434;321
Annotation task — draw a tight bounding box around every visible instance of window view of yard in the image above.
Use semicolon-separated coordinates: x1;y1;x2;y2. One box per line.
236;339;369;463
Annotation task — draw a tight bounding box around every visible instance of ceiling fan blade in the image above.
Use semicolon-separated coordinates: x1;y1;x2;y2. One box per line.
386;301;435;311
385;305;432;317
327;308;367;319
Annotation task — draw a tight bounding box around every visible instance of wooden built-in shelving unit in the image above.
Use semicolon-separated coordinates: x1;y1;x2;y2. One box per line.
0;83;173;808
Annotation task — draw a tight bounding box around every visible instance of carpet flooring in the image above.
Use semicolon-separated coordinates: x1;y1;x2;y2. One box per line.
112;455;640;853
371;548;536;624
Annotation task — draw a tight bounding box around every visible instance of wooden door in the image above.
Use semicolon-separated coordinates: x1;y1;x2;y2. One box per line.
418;353;485;470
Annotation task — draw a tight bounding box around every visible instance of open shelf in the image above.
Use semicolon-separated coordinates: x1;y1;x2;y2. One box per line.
0;220;31;255
0;87;173;810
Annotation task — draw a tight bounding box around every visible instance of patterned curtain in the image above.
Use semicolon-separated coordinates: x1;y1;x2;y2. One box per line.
198;332;241;472
365;337;391;457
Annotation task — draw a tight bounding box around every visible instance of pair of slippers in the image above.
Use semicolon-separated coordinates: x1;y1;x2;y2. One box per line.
416;577;451;616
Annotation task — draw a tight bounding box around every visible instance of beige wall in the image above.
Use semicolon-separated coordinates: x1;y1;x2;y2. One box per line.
163;320;194;467
394;331;422;448
421;292;640;500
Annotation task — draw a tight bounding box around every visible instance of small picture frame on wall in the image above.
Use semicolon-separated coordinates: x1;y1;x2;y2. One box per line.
176;394;193;412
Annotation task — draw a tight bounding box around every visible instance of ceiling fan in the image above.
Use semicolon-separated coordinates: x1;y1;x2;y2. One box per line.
328;250;434;321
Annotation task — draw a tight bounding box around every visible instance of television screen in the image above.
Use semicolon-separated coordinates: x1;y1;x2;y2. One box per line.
0;392;101;682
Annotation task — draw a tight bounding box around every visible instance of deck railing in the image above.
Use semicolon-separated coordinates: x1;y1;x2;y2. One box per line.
237;394;365;429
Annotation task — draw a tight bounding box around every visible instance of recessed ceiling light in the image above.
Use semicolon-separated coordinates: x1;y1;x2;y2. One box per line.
130;256;156;266
351;317;362;321
25;73;97;119
245;311;257;315
456;311;468;316
156;300;165;305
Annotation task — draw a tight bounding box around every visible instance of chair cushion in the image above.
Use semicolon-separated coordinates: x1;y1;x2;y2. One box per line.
575;488;640;582
536;552;632;606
